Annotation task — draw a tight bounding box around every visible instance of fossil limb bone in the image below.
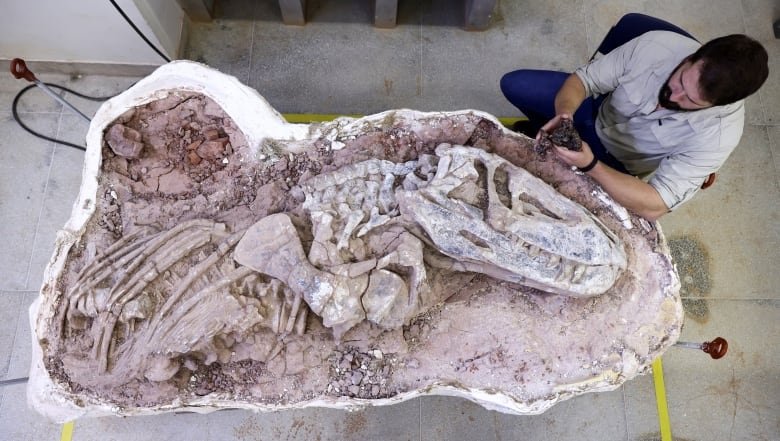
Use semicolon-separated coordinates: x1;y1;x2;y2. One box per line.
234;213;367;340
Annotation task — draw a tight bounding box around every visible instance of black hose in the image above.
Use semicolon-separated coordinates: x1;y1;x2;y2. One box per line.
12;1;168;150
12;83;116;151
108;0;172;63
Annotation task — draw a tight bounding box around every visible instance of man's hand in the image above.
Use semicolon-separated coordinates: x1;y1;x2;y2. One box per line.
537;114;594;169
553;142;595;170
537;113;572;137
538;115;669;220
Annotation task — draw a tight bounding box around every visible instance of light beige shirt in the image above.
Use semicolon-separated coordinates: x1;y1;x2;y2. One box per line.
574;31;745;210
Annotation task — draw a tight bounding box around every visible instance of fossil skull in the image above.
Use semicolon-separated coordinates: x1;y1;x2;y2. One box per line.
396;144;627;297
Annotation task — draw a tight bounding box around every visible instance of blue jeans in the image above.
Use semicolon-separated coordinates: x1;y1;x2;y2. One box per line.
500;69;628;173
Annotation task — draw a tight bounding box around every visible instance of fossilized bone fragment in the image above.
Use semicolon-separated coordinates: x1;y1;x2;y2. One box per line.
299;158;432;333
397;144;627;297
536;117;582;156
62;219;309;384
234;213;367;340
300;144;625;300
248;143;627;339
361;269;409;329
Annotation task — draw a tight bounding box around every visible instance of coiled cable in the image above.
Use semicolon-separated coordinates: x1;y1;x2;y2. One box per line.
12;83;116;151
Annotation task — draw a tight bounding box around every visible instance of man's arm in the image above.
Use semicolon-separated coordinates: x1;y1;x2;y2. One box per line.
553;143;670;221
544;72;671;220
554;74;588;116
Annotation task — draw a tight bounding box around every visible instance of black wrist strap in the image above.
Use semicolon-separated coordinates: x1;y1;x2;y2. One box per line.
578;156;599;173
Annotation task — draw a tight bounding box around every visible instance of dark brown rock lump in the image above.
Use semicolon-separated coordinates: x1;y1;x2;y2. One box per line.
536;118;582;156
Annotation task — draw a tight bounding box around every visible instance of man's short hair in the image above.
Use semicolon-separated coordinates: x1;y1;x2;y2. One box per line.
689;34;769;106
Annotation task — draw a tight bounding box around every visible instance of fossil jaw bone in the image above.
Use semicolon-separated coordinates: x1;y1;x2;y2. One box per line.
396;144;627;297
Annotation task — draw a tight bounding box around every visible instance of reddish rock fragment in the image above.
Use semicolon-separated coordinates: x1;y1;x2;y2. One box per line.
196;138;229;160
536;118;582;158
106;124;145;158
204;129;220;141
187;151;202;165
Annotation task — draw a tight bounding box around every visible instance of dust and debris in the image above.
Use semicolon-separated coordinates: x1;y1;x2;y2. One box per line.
327;346;396;399
668;236;711;322
402;304;442;350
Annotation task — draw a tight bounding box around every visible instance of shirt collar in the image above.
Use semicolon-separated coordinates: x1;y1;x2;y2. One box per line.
665;100;744;131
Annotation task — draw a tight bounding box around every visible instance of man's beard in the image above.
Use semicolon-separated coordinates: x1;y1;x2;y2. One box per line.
658;83;683;111
658;58;697;112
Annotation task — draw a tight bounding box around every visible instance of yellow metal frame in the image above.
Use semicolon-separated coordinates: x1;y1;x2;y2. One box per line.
652;358;673;441
60;421;74;441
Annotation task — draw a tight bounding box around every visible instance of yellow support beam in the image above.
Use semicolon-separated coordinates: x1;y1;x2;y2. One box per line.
61;421;74;441
652;358;673;441
281;113;361;123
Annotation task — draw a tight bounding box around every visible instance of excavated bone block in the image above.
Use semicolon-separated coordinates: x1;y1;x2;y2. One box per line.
234;213;366;336
29;61;682;422
106;124;144;158
362;269;409;328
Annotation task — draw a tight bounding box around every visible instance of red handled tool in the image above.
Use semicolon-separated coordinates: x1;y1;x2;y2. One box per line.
674;337;728;359
11;58;92;122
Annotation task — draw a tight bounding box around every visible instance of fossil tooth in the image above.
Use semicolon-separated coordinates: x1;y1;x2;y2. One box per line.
556;263;574;283
571;265;586;284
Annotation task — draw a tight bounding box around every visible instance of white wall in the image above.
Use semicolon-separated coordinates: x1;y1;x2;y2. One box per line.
0;0;184;65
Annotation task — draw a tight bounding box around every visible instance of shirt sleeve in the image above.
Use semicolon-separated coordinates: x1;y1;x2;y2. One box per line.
648;157;708;211
574;36;643;98
649;110;744;210
648;144;732;210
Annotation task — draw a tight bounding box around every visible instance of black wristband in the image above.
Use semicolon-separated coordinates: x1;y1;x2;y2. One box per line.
578;156;599;173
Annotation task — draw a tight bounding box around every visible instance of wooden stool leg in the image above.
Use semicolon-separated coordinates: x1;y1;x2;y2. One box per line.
279;0;306;26
464;0;497;31
374;0;398;28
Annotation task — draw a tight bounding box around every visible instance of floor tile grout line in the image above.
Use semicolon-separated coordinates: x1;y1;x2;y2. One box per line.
247;2;257;86
418;2;423;99
738;0;770;125
621;385;630;441
418;397;422;441
763;124;780;185
747;122;780;127
23;108;63;290
0;294;23;382
8;291;35;380
581;0;593;59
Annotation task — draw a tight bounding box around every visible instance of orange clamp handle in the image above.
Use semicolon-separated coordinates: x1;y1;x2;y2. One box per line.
10;58;37;82
702;337;728;359
701;173;717;190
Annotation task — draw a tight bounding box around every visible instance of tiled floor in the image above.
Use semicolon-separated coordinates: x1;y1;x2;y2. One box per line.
1;1;778;440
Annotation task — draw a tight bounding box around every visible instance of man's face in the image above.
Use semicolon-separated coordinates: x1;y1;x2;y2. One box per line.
658;59;713;111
